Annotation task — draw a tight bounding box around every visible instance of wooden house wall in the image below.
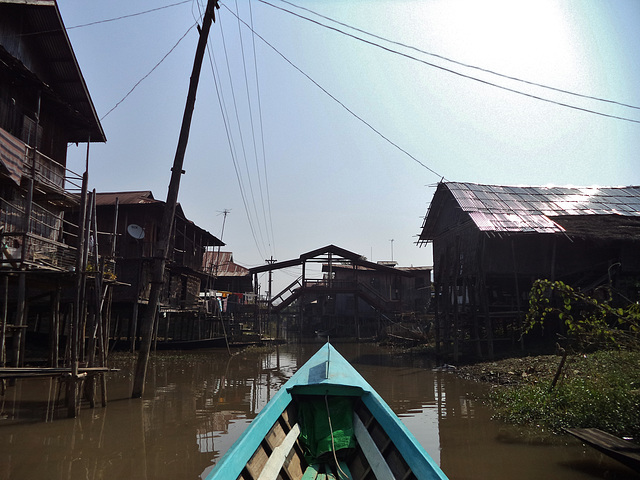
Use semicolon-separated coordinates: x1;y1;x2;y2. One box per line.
164;272;200;309
329;267;430;316
95;202;212;312
171;219;207;272
399;272;431;312
1;33;68;165
185;275;201;308
432;224;481;284
94;204;156;304
486;234;640;296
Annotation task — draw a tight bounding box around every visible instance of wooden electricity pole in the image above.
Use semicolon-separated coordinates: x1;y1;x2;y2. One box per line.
132;0;219;398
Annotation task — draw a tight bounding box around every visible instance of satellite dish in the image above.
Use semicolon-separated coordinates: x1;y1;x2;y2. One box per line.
127;224;145;240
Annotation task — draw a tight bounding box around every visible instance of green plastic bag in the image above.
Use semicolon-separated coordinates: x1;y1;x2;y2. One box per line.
298;396;355;462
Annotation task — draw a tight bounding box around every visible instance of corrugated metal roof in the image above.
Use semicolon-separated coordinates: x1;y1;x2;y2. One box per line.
202;251;249;276
447;182;640;233
95;191;158;206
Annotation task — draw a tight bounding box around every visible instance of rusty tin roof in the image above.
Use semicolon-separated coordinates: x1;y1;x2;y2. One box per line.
419;182;640;241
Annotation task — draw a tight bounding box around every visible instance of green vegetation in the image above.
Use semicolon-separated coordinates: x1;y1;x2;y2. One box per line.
489;350;640;438
488;279;640;438
525;279;640;350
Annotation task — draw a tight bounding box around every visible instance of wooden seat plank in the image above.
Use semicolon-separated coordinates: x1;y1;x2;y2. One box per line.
353;413;395;480
301;464;320;480
257;423;301;480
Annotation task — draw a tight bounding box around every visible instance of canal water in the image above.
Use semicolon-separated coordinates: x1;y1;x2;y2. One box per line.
1;341;638;480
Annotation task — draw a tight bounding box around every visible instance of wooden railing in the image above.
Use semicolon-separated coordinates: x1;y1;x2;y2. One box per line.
0;196;77;271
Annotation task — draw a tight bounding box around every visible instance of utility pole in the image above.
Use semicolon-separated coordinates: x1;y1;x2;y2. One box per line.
132;0;220;399
266;256;276;337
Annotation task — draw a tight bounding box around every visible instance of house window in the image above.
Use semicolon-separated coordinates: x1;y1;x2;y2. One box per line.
21;115;42;149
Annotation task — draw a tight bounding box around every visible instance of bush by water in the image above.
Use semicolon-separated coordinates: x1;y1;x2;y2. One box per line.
481;350;640;439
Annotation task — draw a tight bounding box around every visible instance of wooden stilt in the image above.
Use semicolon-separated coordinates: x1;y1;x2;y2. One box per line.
130;302;139;352
1;274;8;368
50;285;61;367
11;272;26;367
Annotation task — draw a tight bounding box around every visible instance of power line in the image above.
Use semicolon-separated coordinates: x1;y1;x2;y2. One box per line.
274;0;640;112
67;1;193;30
218;12;270;257
204;5;267;260
100;23;196;121
234;0;274;259
258;0;640;125
224;4;446;180
249;0;277;258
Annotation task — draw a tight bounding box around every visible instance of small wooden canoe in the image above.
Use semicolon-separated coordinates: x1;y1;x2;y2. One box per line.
566;428;640;472
206;343;448;480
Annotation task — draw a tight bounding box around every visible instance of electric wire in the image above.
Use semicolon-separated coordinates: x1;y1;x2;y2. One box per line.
17;1;193;36
248;0;278;259
224;5;446;179
100;23;196;121
211;50;266;260
257;0;640;125
204;5;267;260
234;0;274;259
274;0;640;112
218;12;271;257
67;1;193;30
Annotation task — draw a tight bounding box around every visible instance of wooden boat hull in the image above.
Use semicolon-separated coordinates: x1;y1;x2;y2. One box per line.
566;428;640;472
206;343;448;479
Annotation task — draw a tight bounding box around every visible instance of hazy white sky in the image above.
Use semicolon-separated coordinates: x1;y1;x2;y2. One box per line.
58;0;640;295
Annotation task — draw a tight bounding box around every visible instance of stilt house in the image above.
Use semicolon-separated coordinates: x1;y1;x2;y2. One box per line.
200;251;254;334
418;181;640;360
249;245;428;338
202;250;253;294
93;191;224;347
0;0;105;372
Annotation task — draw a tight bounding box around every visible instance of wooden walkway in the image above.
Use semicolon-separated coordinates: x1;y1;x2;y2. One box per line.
0;367;113;379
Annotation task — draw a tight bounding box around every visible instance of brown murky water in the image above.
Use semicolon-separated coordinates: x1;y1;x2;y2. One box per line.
1;341;638;480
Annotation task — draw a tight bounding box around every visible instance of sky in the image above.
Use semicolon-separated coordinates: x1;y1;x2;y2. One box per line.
57;0;640;295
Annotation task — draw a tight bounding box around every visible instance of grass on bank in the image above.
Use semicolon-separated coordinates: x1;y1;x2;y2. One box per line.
488;349;640;439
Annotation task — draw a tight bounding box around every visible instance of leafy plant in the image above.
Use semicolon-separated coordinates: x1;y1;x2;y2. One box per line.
525;279;640;350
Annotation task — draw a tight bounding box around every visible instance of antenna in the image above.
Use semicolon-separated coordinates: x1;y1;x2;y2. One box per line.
218;208;231;240
213;209;230;276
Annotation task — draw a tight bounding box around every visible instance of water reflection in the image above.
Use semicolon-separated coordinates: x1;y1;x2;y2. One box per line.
0;342;638;480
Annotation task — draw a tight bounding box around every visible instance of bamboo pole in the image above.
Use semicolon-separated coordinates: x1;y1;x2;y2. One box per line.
68;144;89;418
1;275;7;367
50;284;60;367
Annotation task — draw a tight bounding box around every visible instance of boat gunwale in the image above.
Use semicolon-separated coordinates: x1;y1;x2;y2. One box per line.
204;343;448;480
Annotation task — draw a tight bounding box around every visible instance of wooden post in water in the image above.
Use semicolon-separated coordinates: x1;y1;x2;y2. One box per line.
50;284;61;367
1;275;7;368
132;0;220;398
69;154;89;418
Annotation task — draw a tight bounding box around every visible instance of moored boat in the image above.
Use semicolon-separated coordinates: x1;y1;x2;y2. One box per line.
566;428;640;472
206;342;448;479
